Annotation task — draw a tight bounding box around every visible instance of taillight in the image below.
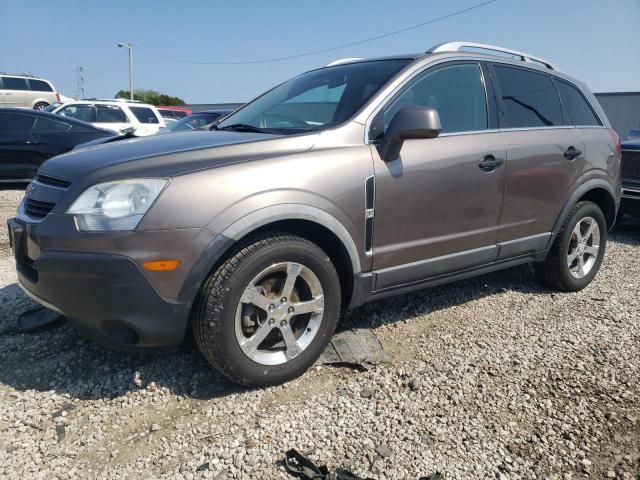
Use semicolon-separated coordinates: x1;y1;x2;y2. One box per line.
56;93;61;102
608;128;621;156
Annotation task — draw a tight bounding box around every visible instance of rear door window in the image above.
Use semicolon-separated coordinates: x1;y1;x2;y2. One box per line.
96;105;128;123
2;76;29;91
130;107;160;124
493;65;563;128
0;113;36;133
555;80;601;126
28;80;54;92
383;63;488;134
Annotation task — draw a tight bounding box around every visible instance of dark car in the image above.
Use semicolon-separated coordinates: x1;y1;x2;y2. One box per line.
620;134;640;217
163;110;234;133
0;108;117;182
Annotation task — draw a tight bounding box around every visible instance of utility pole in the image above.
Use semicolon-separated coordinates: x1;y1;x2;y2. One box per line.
74;66;85;100
117;43;133;100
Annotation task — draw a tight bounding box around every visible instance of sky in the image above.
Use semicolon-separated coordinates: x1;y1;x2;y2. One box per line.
1;0;639;104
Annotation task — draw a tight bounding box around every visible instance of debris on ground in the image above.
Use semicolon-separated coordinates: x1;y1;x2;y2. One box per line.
281;449;373;479
319;328;388;370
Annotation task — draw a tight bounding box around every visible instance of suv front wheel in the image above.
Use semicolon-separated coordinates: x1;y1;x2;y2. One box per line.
536;201;607;291
192;233;341;386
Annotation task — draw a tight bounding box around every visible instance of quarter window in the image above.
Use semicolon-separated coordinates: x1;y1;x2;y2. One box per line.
2;77;29;91
493;66;563;128
28;79;54;92
383;63;488;134
32;117;71;133
130;106;160;124
556;80;601;126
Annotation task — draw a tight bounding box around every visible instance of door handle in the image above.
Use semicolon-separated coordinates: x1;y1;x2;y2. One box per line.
478;155;504;172
564;146;582;160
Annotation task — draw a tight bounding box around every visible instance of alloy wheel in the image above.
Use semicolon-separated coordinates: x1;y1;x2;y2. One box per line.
234;262;324;366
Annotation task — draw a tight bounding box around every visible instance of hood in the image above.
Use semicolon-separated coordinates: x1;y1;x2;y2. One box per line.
40;130;317;184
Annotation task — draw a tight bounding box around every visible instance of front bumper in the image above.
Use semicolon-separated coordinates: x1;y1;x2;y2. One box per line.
8;214;218;351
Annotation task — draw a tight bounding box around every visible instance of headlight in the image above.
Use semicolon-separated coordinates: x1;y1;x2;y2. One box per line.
67;178;168;231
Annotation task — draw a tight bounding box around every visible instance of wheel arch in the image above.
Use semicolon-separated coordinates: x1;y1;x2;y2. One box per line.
178;205;361;314
550;180;617;248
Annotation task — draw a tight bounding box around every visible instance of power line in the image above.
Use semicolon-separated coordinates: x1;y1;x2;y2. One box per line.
137;0;498;66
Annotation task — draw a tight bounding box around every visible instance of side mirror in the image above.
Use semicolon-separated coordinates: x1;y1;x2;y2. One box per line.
377;106;441;161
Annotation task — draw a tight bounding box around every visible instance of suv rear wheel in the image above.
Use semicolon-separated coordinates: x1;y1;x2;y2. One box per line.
33;102;49;111
536;201;607;291
192;233;341;386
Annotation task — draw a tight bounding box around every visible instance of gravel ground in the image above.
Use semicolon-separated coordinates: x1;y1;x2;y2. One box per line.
0;187;638;480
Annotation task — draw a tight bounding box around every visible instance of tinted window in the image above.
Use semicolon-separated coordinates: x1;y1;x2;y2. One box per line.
29;79;54;92
174;111;188;118
494;66;563;128
96;105;128;123
130;106;160;124
32;117;71;133
556;80;601;126
0;113;36;133
158;109;174;118
217;59;411;134
383;63;488;134
2;77;29;91
58;105;94;123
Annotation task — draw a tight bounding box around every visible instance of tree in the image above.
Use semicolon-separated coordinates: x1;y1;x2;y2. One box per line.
114;89;185;106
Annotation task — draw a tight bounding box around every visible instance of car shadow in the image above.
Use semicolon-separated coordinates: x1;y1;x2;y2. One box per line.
0;262;548;401
0;182;28;191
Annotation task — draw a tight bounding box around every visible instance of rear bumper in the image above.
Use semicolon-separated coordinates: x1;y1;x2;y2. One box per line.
17;250;191;351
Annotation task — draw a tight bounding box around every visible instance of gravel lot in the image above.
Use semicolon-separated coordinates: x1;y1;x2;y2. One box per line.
0;188;638;480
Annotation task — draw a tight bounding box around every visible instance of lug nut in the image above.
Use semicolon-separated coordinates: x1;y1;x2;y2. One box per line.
268;318;275;325
280;320;287;327
268;304;275;312
288;307;295;314
280;297;287;304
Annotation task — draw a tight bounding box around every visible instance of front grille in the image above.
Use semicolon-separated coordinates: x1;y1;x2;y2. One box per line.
36;174;71;189
621;150;640;181
24;198;56;219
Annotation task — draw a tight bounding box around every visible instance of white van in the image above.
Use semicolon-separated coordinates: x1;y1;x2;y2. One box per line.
0;74;60;110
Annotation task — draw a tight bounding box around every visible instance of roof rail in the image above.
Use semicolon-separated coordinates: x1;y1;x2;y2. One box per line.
427;42;559;71
326;57;364;67
0;72;41;78
84;98;142;103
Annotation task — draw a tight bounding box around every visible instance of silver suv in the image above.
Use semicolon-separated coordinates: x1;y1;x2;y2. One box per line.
9;42;621;386
0;74;60;110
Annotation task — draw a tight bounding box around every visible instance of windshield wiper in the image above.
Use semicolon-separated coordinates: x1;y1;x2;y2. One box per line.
214;123;273;134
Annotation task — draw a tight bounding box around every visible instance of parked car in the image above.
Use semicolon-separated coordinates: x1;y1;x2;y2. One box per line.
51;99;165;136
619;133;640;218
0;108;117;181
161;109;234;133
9;42;621;387
0;74;60;110
157;106;192;126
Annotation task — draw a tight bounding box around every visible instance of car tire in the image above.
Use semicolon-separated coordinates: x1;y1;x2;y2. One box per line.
192;233;341;387
33;102;49;111
535;201;607;292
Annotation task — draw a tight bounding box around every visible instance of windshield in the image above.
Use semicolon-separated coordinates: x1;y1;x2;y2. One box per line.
216;59;410;134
